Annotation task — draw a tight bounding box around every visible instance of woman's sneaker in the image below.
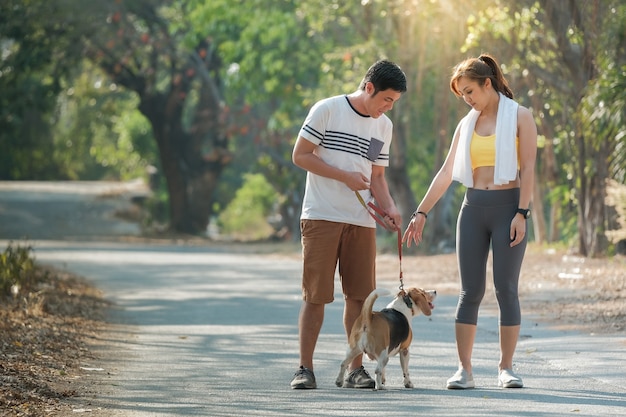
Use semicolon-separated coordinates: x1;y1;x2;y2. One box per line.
498;369;523;388
342;366;375;388
446;368;475;389
290;366;317;389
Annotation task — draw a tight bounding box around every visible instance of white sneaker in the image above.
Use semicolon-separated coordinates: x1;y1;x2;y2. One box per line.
446;368;475;389
498;369;523;388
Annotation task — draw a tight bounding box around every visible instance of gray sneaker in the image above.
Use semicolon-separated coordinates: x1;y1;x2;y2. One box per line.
342;366;375;389
290;366;317;389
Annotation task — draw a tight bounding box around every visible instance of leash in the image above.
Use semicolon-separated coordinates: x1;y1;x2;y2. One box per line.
395;228;411;308
355;192;407;299
354;191;391;230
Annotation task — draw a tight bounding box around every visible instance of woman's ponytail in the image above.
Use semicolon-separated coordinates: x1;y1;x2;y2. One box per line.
450;53;514;99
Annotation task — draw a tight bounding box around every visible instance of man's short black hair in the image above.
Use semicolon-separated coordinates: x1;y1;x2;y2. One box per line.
359;60;407;94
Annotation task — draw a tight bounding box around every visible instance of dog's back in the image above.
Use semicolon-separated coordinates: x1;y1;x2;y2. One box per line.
377;308;410;352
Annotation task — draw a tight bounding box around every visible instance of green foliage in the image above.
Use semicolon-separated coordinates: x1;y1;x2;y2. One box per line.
3;0;624;253
185;0;337;239
0;1;157;181
578;4;626;184
545;183;579;244
0;242;37;296
0;1;81;179
217;173;279;239
460;0;626;255
53;67;157;180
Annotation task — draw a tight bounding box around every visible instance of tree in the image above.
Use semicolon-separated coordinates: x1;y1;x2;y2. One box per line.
0;1;84;179
464;0;626;256
196;0;329;241
200;0;496;245
80;0;231;234
53;65;155;180
577;3;626;252
293;0;497;251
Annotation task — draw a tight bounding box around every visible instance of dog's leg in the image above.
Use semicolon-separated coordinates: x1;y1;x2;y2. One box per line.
399;348;413;388
374;351;389;390
336;346;361;387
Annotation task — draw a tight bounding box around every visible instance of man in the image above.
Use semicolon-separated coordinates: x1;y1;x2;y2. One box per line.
290;60;407;389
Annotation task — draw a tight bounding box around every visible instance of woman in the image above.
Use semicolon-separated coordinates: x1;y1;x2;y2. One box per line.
403;54;537;389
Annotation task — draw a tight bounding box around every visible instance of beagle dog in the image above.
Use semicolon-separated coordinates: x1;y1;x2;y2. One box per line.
335;287;436;390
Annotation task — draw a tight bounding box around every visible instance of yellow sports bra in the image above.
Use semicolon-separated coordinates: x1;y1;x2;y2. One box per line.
470;131;520;170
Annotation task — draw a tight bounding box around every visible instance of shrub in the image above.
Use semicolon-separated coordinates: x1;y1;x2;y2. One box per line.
0;242;37;296
217;173;279;240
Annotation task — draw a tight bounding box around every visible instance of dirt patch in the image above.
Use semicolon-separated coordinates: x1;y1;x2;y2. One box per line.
0;243;624;416
376;245;626;334
0;268;109;416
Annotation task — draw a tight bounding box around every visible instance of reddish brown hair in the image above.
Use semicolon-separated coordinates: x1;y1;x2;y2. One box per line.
450;53;513;99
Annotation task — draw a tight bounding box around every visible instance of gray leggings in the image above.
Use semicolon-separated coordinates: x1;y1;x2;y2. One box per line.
455;188;526;326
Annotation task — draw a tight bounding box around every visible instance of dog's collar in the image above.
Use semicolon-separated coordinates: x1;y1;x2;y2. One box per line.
402;293;413;310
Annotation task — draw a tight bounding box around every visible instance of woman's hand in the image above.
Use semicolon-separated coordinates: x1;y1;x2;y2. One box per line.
403;213;427;248
509;215;526;247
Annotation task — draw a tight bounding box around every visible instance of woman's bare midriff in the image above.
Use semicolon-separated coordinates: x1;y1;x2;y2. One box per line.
472;166;520;190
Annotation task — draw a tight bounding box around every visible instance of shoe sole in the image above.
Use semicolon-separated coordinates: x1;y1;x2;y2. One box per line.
342;382;375;389
291;382;317;389
447;382;475;389
499;381;523;388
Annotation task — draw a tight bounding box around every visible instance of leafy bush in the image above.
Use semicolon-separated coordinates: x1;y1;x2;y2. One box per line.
0;242;37;296
217;173;279;240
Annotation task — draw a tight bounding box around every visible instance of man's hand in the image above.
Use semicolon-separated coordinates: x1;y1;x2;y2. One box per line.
383;208;401;232
343;172;370;191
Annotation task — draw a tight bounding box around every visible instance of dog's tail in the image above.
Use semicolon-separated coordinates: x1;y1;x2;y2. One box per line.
361;288;392;329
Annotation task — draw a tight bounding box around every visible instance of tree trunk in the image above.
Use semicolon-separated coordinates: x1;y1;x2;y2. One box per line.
186;79;231;234
576;132;610;257
139;84;230;235
577;173;608;257
140;93;193;233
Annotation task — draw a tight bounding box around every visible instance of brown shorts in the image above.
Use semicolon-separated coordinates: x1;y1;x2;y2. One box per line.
300;219;376;304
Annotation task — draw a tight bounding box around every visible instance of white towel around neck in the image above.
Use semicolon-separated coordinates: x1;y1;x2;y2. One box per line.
452;93;519;187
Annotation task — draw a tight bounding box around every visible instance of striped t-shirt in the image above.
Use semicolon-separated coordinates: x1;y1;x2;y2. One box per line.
298;95;394;228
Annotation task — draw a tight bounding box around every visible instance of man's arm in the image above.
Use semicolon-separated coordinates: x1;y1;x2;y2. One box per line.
292;136;371;191
370;165;401;230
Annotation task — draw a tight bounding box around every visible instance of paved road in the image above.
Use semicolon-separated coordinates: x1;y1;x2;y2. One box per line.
1;182;625;416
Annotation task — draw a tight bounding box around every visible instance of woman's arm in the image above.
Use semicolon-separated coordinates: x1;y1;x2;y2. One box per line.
509;106;538;247
403;127;460;247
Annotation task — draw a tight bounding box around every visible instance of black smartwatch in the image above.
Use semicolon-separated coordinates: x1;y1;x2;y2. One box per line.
516;208;531;219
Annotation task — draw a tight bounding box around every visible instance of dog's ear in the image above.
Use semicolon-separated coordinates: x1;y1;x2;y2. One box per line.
412;288;433;316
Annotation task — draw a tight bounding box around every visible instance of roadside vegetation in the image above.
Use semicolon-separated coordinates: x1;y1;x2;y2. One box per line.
0;242;37;297
0;242;109;416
